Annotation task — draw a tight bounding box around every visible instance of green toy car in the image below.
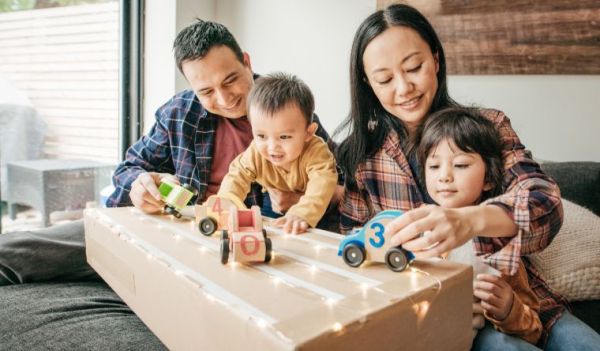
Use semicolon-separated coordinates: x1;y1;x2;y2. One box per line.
158;180;197;218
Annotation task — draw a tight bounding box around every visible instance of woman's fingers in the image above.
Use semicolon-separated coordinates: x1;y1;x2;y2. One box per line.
387;207;431;246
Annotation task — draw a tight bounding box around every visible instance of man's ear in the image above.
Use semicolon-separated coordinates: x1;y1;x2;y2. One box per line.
243;52;252;71
305;122;318;140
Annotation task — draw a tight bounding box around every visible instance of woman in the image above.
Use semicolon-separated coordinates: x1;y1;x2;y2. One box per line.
336;4;600;350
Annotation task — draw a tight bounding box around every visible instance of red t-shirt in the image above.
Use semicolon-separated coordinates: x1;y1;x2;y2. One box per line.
206;116;253;198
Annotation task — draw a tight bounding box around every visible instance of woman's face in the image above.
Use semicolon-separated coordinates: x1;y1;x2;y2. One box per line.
363;26;439;133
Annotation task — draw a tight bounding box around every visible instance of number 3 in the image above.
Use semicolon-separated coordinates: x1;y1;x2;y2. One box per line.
368;222;385;248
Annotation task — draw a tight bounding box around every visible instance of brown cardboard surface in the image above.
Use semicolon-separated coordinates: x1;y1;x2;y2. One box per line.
85;207;472;351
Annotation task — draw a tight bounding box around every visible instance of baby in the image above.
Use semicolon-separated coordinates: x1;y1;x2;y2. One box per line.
218;72;338;234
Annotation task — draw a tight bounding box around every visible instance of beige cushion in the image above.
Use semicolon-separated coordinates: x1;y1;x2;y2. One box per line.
529;199;600;301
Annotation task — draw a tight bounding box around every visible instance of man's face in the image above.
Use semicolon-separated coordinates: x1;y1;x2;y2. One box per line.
250;103;317;171
182;45;254;119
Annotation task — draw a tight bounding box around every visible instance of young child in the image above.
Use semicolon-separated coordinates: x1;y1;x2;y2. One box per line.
217;72;338;234
416;107;543;345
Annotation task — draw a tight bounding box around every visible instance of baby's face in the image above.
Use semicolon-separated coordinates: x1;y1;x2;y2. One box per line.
425;138;489;208
250;103;316;171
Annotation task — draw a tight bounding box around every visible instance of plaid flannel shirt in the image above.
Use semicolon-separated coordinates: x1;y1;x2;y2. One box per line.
339;109;567;345
107;88;332;209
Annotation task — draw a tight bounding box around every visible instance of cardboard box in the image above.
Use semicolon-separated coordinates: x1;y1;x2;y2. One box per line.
84;207;472;351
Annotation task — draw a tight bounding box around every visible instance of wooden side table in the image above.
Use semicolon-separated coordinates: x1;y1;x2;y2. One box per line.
6;159;114;227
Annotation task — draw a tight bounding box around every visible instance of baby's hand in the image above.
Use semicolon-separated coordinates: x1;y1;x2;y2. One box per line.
272;214;309;234
474;273;514;321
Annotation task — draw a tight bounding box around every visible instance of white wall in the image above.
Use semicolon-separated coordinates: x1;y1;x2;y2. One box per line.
143;0;216;132
215;0;376;137
450;76;600;162
145;0;599;162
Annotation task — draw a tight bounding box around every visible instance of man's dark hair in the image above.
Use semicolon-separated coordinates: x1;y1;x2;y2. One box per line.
173;19;243;73
248;72;314;125
416;107;504;199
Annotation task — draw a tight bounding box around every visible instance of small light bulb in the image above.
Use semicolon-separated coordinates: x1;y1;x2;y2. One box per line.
332;322;343;332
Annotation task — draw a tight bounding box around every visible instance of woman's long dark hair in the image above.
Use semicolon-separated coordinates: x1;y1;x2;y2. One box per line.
335;4;458;184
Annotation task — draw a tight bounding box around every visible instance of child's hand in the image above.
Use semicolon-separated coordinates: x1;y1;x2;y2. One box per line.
474;273;514;321
272;214;309;234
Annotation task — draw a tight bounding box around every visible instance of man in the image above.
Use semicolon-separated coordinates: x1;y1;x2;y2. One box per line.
0;20;334;349
108;20;332;216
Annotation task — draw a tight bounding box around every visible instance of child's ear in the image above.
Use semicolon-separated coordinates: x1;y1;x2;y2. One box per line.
482;182;494;192
305;122;318;140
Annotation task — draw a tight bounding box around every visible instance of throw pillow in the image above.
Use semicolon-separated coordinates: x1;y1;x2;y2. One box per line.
529;199;600;301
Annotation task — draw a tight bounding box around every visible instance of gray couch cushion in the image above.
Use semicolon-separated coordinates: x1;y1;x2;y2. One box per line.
0;281;166;351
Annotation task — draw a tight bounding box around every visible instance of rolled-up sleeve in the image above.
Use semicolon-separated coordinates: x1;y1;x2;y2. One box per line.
480;110;563;271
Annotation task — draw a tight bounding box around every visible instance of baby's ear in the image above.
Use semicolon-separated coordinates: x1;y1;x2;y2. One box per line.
305;122;318;140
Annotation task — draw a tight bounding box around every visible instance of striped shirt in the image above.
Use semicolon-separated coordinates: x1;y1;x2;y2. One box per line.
339;108;567;345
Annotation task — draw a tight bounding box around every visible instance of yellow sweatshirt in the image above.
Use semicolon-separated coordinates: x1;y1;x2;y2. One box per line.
218;135;338;227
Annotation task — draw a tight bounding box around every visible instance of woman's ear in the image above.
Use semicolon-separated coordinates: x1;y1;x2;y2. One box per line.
434;52;439;74
305;122;318;141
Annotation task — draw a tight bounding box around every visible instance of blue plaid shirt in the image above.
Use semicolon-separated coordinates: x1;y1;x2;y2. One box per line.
107;88;333;209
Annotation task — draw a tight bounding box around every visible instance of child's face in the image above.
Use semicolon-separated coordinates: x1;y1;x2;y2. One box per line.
249;103;317;171
425;138;492;208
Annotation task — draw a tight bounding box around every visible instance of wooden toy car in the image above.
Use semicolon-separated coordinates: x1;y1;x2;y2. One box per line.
338;210;415;272
158;180;197;219
220;205;272;265
194;195;246;236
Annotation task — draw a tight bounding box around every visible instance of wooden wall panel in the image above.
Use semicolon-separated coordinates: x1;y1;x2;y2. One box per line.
377;0;600;74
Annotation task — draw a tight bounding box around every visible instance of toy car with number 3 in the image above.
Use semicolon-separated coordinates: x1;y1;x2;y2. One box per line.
338;210;415;272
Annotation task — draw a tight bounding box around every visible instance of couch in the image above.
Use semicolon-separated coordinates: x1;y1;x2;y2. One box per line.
0;161;598;350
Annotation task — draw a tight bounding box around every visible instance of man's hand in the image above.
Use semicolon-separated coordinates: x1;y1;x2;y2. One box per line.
474;273;514;321
266;188;303;214
130;172;179;214
272;213;309;234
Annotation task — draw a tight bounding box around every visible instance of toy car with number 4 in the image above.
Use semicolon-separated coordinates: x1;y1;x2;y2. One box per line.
338;210;415;272
220;205;272;265
194;195;246;236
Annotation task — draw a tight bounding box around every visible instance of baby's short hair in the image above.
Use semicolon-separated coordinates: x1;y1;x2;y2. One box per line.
248;72;314;125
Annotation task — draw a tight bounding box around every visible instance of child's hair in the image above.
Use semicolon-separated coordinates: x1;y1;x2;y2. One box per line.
247;72;314;125
416;107;504;199
173;19;244;73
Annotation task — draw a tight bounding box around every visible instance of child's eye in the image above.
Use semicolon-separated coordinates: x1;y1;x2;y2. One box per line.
427;164;439;170
256;134;265;139
280;135;291;140
454;163;469;169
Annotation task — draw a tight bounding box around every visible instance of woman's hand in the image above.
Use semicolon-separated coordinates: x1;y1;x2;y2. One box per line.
272;213;309;234
385;204;475;258
266;188;303;214
130;172;179;214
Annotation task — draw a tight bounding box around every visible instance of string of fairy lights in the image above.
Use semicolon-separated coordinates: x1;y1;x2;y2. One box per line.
87;207;445;345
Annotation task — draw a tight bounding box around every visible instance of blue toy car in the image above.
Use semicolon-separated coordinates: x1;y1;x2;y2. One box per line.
338;210;415;272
